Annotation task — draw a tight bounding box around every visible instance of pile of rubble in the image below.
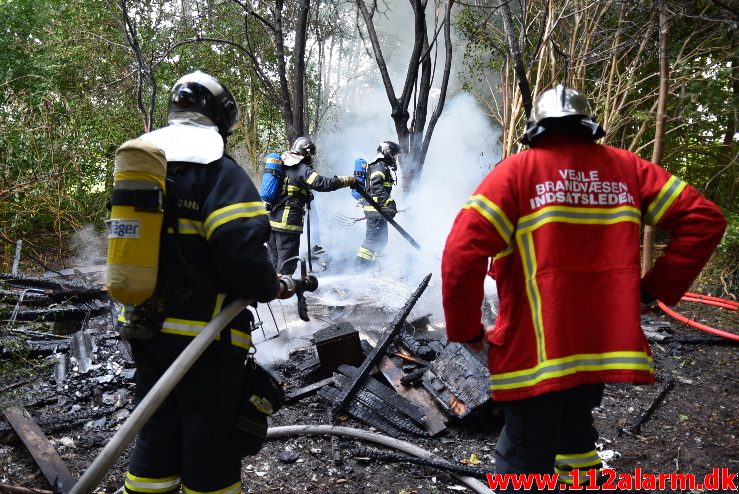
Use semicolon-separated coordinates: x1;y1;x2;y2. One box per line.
1;266;500;490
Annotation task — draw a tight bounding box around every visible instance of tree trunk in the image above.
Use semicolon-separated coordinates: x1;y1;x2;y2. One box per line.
643;7;669;276
499;0;533;118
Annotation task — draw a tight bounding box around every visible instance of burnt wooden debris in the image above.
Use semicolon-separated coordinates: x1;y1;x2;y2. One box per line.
1;272;109;328
376;356;448;436
331;273;432;417
285;377;335;405
314;322;363;377
628;378;675;434
3;407;77;492
318;381;424;437
421;342;491;420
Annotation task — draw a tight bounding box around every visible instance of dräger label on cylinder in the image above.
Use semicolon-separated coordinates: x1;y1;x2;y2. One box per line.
106;219;141;239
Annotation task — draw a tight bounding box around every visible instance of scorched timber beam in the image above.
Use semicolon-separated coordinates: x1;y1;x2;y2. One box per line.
330;274;431;417
3;407;76;492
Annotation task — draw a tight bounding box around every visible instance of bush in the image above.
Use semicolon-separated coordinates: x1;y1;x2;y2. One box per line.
698;212;738;298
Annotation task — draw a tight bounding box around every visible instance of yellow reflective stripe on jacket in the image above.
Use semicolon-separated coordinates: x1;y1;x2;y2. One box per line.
306;171;319;185
182;480;241;494
204;201;266;240
166;218;205;236
124;473;181;493
212;293;226;319
161;318;252;350
517;205;641;234
493;244;514;261
370;171;385;180
644;176;686;225
489;351;654;391
463;194;514;243
555;450;602;470
161;318;206;337
514;205;642;361
270;205;304;231
230;329;252;350
286;184;309;195
516;231;547;361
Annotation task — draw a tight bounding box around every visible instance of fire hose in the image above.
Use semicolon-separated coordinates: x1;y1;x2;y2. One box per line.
350;184;422;251
70;275;319;494
266;425;490;494
657;292;739;343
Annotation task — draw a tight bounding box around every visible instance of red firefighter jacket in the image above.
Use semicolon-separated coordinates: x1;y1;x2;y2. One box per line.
442;136;726;401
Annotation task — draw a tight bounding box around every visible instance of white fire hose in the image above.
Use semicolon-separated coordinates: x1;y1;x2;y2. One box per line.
266;425;490;494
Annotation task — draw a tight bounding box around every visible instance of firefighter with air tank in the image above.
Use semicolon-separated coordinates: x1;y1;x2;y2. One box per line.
355;140;401;268
265;137;357;276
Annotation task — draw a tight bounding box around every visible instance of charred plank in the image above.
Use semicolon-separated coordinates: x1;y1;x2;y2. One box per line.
331;273;431;417
331;374;426;436
421;342;490;419
285;377;334;405
318;385;404;438
336;365;425;426
2;407;76;492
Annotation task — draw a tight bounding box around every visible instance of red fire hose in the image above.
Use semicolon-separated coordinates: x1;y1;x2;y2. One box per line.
658;293;739;342
684;292;739;308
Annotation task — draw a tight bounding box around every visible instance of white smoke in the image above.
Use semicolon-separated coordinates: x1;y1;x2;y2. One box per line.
255;3;502;362
70;225;107;267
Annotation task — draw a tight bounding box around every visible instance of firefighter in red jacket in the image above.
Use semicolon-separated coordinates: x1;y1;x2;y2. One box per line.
442;85;726;490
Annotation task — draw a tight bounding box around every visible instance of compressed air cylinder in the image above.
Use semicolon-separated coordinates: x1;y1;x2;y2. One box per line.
106;139;167;306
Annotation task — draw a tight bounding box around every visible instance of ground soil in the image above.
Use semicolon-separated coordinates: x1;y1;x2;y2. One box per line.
0;297;737;494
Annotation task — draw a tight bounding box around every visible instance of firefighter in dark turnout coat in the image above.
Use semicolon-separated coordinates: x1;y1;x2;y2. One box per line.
268;136;355;275
121;71;281;494
355;141;400;267
442;85;726;491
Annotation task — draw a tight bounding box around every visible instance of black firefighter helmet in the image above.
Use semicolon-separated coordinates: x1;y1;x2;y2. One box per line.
168;70;240;137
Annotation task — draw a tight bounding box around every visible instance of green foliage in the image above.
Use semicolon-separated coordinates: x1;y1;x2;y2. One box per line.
699;213;739;296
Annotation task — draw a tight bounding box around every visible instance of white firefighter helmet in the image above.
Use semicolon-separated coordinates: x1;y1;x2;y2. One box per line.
521;84;605;145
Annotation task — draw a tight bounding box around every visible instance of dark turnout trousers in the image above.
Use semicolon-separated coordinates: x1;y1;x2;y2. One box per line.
124;337;248;494
355;214;388;267
494;384;605;492
268;230;302;275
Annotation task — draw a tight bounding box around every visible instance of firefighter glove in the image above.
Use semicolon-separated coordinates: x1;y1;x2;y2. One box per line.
339;176;359;189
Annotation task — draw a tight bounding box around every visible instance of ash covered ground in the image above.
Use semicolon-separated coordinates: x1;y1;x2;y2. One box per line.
0;267;737;494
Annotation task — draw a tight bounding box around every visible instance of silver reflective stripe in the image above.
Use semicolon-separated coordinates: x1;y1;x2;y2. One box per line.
161;320;206;336
519;207;640;231
125;476;181;492
519;233;546;361
645;177;686;225
492;355;653;387
555;450;602;469
465;196;513;239
230;330;252;350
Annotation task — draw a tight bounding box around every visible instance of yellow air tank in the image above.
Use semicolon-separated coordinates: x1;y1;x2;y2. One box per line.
106;139;167;306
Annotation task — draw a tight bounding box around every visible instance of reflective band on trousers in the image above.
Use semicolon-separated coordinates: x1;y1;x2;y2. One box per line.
490;352;654;390
555;450;602;470
161;318;252;350
182;481;241;494
357;246;378;261
124;473;181;493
